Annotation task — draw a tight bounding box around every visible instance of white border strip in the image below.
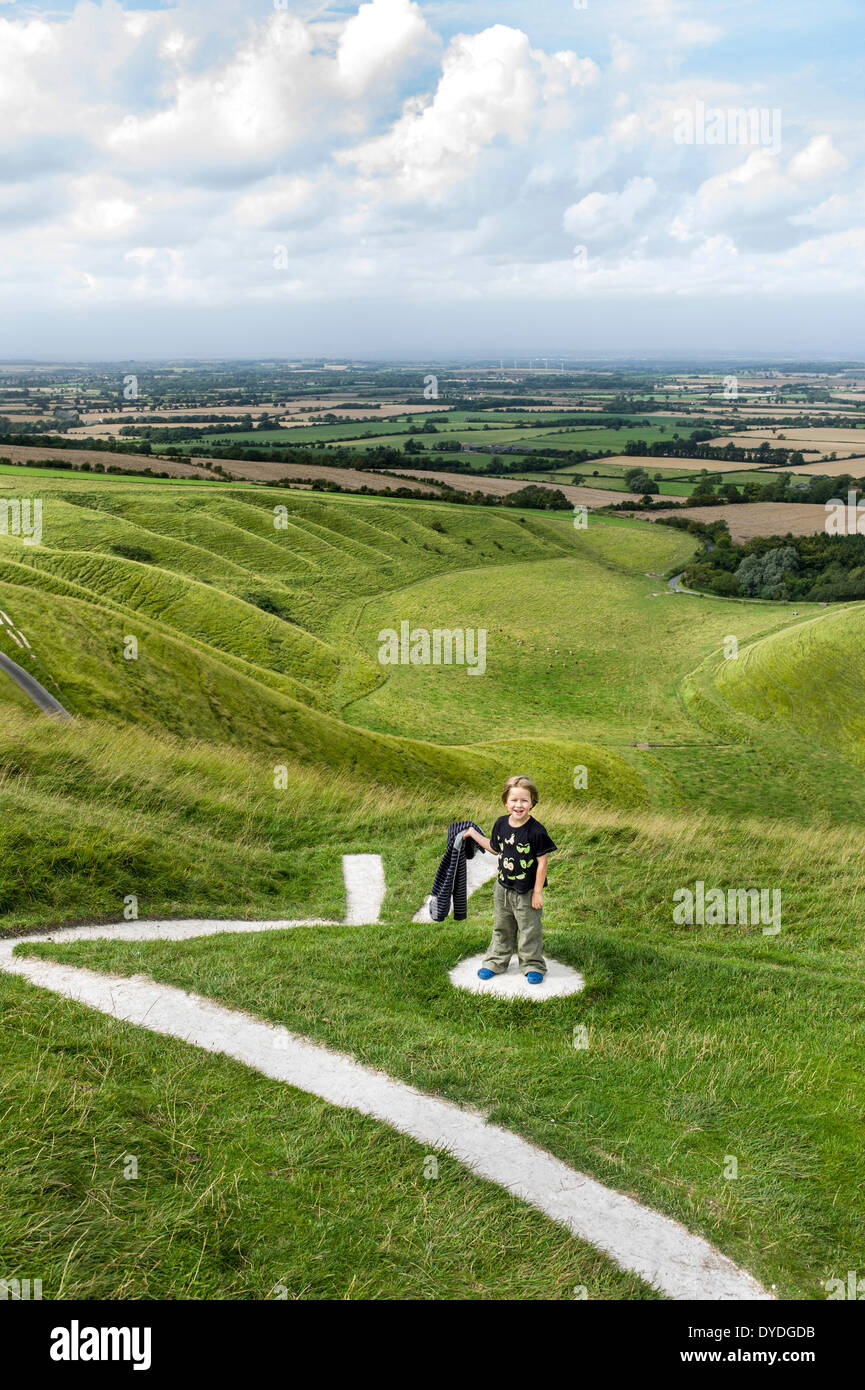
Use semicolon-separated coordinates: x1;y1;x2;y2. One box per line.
0;927;771;1302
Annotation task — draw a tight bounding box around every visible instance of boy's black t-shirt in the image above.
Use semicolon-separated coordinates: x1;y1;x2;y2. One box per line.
490;815;557;892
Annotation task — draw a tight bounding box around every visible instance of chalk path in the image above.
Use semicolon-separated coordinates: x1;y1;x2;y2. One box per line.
0;853;772;1301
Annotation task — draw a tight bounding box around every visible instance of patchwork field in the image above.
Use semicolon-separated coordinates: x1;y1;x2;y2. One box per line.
711;430;865;461
633;503;833;542
764;458;865;477
593;455;780;475
390;468;682;505
0;442;210;477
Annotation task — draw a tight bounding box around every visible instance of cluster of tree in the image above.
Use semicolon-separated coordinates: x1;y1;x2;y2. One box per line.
647;514;731;545
119;413;257;427
734;547;800;599
684;532;865;602
0;416;82;436
609;469;865;514
0;430;158;456
624;466;660;495
622;432;811;469
273;475;570;512
603;396;668;414
501;485;572;510
687;471;865;508
463;412;654;431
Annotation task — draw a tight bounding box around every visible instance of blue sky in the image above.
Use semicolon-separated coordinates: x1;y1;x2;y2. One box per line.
1;0;862;358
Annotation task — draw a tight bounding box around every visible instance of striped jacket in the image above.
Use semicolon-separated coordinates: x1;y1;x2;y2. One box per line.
429;820;484;922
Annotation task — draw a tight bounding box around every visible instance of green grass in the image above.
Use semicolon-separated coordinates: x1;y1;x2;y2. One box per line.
0;481;604;791
8;776;864;1299
3;471;865;1300
1;965;645;1299
191;420;421;446
345;524;816;752
530;464;799;497
711;603;865;769
1;481;862;818
3;707;865;1297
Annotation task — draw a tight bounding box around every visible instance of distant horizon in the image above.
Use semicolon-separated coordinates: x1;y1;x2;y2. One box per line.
1;354;863;370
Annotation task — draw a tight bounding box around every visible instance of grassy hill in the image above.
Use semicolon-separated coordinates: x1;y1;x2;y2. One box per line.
2;476;853;813
2;474;864;1299
1;707;863;1297
711;603;865;765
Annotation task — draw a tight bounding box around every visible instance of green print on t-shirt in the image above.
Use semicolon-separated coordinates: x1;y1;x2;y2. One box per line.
490;815;558;893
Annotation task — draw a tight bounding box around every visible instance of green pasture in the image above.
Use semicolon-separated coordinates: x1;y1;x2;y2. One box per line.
2;473;865;1300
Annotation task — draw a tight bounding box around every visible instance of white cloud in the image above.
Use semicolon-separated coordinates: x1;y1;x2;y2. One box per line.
0;0;860;341
671;139;858;245
790;192;859;231
789;134;847;181
105;14;325;167
643;0;722;46
234;177;321;228
336;0;431;95
342;25;596;200
563;177;657;239
67;182;139;238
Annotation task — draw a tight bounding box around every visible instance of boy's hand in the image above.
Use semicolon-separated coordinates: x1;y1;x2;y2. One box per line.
462;828;495;855
532;890;543;910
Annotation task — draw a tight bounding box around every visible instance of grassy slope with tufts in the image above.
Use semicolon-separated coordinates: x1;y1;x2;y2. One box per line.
3;478;852;814
711;602;865;766
2;477;865;1299
1;707;863;1297
0;484;690;804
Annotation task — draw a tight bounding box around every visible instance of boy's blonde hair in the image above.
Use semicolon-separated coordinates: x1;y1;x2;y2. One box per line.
502;775;539;808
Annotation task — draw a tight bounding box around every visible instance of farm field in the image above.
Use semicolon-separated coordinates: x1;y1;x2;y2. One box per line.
711;430;865;460
383;468;682;505
0;442;211;477
579;455;788;478
170;416;712;459
627;503;834;542
764;458;865;476
512;462;780;497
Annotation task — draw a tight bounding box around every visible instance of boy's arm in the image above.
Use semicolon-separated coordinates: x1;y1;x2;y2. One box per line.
531;855;548;910
463;827;496;855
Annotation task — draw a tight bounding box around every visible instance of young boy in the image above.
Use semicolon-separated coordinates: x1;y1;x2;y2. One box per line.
463;775;557;985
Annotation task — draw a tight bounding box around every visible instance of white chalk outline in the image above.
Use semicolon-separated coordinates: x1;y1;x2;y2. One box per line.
0;853;772;1301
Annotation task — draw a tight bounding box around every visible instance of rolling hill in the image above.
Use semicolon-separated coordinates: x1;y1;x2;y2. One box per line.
1;474;864;1300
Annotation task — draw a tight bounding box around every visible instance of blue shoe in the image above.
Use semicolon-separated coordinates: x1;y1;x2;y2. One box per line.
526;972;544;984
477;968;496;980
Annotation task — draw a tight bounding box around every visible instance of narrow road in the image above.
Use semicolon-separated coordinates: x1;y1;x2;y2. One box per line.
668;541;715;594
667;572;704;594
0;650;71;718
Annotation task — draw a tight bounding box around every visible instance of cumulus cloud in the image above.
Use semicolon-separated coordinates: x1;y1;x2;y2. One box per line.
342;25;597;199
563;176;657;241
105;14;325;170
789;134;847;181
336;0;432;95
0;0;860;340
670;138;859;246
102;0;434;176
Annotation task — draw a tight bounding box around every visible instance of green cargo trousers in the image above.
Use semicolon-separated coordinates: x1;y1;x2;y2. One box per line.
483;880;546;976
